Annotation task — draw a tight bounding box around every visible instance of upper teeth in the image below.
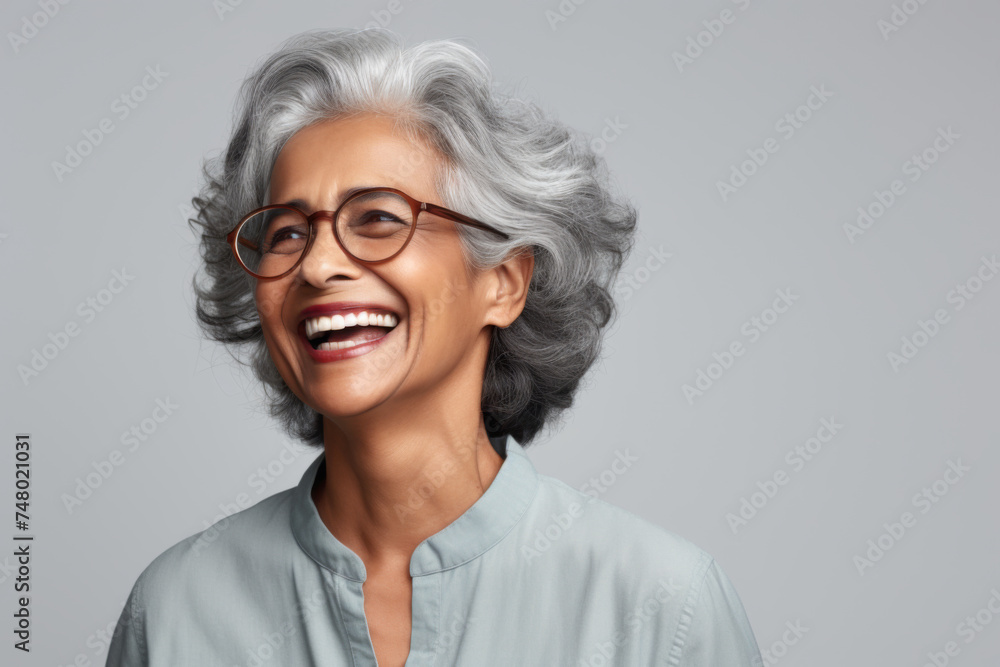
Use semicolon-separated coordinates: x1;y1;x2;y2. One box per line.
304;311;399;340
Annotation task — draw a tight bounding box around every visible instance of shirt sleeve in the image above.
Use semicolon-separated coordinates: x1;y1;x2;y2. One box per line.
672;557;763;667
105;574;147;667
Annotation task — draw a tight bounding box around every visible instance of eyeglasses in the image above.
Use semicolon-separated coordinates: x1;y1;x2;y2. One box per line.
226;186;510;280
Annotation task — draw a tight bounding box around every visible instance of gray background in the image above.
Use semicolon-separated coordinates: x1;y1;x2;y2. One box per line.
2;0;998;665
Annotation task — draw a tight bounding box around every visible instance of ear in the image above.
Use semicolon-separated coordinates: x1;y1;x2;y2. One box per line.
483;247;534;329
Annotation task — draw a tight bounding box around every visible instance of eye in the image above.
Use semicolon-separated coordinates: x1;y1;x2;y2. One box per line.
264;224;308;254
357;209;406;225
271;227;307;242
339;191;415;240
347;209;410;239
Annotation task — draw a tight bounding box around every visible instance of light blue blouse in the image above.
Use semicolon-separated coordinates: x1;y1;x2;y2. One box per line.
106;435;763;666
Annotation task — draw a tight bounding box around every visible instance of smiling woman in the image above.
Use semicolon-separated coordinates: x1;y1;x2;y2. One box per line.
106;28;763;667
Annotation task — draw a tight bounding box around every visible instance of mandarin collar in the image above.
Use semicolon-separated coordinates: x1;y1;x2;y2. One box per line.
289;434;539;580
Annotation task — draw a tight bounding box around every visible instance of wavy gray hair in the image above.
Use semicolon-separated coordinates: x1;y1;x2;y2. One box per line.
188;28;637;449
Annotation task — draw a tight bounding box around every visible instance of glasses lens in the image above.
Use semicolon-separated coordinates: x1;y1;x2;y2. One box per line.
235;207;309;277
338;191;414;262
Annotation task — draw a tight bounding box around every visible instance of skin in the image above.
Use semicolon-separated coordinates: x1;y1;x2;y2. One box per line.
254;112;534;666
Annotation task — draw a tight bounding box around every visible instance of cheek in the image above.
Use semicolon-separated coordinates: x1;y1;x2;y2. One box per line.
419;292;480;349
254;285;290;342
413;262;482;342
406;275;460;327
254;284;279;319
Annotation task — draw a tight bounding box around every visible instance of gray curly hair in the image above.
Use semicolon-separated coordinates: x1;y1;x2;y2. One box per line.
187;28;637;449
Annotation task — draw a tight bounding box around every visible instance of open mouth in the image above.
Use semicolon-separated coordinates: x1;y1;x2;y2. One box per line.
302;310;399;352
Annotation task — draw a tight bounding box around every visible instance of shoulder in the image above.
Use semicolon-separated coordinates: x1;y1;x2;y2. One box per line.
526;471;763;664
669;555;764;666
106;487;300;665
129;486;297;609
528;469;712;580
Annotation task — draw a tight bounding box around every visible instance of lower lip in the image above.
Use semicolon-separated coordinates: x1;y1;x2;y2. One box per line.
299;322;398;363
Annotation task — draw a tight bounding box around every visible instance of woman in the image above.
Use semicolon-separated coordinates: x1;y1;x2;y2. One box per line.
107;28;763;666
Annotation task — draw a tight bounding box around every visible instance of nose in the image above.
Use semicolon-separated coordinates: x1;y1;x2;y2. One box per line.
294;213;362;286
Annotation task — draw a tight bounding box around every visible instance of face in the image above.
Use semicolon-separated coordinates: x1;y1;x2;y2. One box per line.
253;113;519;426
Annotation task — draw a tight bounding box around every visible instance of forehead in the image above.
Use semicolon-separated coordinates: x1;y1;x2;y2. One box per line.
267;113;442;204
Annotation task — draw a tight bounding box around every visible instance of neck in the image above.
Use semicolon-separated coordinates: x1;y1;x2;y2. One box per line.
311;410;506;577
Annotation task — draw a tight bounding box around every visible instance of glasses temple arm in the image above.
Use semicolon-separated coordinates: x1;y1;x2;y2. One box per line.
421;204;510;239
422;203;510;240
236;236;259;252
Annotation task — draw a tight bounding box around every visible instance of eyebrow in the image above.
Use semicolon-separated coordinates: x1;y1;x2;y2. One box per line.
277;185;384;211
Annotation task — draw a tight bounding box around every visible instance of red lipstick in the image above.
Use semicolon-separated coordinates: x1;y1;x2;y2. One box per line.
297;301;401;363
